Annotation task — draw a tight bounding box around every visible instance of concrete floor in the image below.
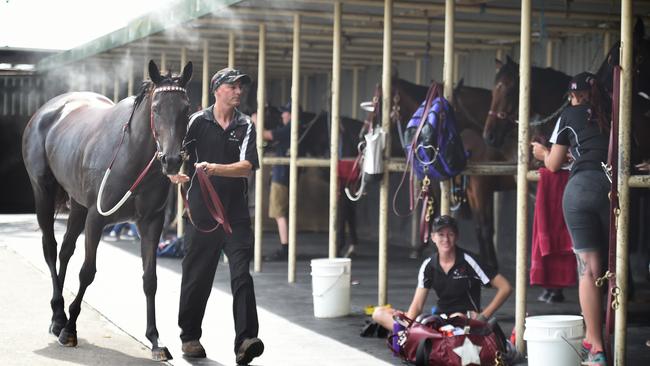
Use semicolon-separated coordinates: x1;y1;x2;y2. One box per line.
1;214;649;365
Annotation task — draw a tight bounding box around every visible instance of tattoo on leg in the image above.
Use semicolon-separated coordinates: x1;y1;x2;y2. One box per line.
576;255;587;278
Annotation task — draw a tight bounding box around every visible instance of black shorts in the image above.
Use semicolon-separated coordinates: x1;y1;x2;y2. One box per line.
562;170;610;253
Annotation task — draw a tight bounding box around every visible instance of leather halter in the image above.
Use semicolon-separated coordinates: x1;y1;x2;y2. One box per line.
96;84;188;216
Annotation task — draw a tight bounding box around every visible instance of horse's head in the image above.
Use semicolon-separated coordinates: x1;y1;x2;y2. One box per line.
484;56;518;147
597;18;650;100
147;60;192;175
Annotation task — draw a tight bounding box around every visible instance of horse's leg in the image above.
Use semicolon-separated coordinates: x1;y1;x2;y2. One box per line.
50;199;87;336
137;215;172;361
57;212;104;347
467;175;499;270
31;181;63;335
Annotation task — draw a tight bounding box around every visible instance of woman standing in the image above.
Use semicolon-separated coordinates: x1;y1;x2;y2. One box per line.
532;72;610;366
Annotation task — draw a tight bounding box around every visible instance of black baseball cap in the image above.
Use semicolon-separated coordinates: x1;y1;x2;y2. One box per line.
279;101;301;113
569;72;596;92
431;215;458;234
210;68;251;92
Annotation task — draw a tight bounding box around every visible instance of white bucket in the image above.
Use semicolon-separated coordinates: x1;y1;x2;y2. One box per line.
310;258;351;318
524;315;584;366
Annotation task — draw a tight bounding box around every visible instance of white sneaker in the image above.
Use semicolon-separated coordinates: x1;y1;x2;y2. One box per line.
105;231;119;241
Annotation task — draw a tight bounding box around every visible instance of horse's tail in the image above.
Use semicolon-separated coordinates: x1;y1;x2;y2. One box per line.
53;184;70;217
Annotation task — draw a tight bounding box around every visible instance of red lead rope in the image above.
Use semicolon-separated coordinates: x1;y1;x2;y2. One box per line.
181;167;232;235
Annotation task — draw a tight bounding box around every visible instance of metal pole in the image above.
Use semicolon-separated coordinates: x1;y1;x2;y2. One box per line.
19;78;24;116
202;40;209;108
143;57;149;81
229;31;236;68
113;75;120;103
352;67;359;119
496;48;505;62
440;0;455;215
180;47;187;69
254;23;267;273
614;1;632;364
412;58;422;251
281;78;288;104
11;78;16;115
329;0;342;259
288;13;301;283
453;53;460;84
2;78;8;116
177;46;188;240
100;78;107;97
160;52;167;74
302;74;309;110
604;31;612;58
127;61;134;96
515;0;531;354
415;59;422;84
545;39;553;68
378;0;392;306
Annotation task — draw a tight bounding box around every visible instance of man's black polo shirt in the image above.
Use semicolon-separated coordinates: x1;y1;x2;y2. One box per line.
417;247;497;315
185;105;259;226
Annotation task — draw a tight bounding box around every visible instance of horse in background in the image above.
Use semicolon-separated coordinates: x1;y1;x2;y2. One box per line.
21;60;191;361
391;77;513;268
240;81;367;158
596;17;650;165
483;55;571;157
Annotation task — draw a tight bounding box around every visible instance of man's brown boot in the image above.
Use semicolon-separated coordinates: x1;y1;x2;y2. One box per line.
182;340;206;358
236;338;264;365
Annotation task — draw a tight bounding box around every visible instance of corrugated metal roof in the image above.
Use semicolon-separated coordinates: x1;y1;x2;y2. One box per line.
36;0;650;76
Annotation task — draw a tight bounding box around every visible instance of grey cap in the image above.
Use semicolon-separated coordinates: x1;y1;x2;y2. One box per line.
210;67;252;92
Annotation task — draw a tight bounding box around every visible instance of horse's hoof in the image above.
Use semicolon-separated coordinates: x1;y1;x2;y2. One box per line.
57;328;77;347
152;347;173;361
49;322;64;337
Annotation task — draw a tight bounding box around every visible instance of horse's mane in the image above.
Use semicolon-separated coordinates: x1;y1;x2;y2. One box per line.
393;78;428;102
133;73;183;109
531;66;571;94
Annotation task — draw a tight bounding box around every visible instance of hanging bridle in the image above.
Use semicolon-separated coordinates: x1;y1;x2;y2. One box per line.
96;84;188;216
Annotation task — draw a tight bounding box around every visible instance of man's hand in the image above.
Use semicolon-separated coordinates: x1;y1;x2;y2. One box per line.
168;174;190;184
195;161;212;175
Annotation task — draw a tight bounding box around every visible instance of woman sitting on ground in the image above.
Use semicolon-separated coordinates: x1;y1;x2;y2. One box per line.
373;215;512;330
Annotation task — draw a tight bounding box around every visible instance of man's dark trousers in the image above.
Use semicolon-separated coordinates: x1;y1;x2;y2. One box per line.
178;221;259;354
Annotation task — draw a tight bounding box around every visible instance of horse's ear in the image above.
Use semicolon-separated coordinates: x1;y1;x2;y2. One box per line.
506;55;514;65
179;61;193;87
634;16;645;43
149;60;163;84
457;78;464;88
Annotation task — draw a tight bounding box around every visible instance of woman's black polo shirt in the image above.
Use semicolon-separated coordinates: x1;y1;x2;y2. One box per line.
549;104;609;177
417;247;497;315
184;106;259;226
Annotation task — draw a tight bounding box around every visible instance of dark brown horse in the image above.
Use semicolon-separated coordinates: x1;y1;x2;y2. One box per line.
21;60;192;361
392;77;512;267
483;56;571;154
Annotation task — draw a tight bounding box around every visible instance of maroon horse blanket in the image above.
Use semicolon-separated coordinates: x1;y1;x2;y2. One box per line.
530;168;576;288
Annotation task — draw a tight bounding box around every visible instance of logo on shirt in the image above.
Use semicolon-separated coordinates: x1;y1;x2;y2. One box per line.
228;130;242;143
451;266;469;280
